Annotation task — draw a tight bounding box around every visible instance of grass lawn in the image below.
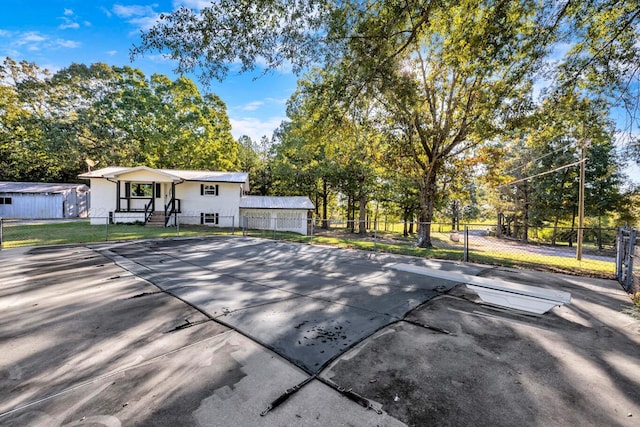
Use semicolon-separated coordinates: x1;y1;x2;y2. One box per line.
1;220;234;248
1;221;615;279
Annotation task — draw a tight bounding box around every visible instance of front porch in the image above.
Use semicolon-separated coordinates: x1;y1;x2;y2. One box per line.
113;177;182;227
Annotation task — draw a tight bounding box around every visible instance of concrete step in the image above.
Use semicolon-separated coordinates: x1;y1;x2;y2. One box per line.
146;212;166;226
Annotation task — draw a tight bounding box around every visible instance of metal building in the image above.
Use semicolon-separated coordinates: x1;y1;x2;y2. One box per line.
0;182;90;219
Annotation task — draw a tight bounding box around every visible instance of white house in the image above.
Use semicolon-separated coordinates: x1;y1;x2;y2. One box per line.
0;181;89;219
78;166;314;235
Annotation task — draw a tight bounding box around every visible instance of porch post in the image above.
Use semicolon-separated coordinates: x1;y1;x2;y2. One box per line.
152;181;156;212
116;180;121;211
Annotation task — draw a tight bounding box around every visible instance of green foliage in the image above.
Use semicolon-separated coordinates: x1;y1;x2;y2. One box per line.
0;58;239;182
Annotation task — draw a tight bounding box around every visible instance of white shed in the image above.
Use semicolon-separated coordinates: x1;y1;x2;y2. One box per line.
240;196;314;235
0;182;90;219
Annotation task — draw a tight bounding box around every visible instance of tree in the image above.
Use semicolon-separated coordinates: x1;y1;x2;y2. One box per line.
0;58;239;182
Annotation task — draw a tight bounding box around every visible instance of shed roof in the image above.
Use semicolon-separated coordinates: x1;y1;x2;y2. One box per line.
79;166;248;184
0;181;89;194
240;196;315;210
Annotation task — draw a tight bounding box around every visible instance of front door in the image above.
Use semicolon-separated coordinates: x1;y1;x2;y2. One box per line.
155;182;164;211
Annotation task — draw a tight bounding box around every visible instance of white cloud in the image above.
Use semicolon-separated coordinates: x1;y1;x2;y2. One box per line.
55;39;81;48
63;8;74;16
229;116;286;141
106;50;118;56
113;4;161;31
113;4;157;18
0;30;80;54
146;53;175;63
240;101;264;111
15;31;46;45
59;19;80;30
173;0;212;9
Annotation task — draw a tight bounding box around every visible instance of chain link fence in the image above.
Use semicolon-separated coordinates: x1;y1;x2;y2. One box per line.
0;216;618;279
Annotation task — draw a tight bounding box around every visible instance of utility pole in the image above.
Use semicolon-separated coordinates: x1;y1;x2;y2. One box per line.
576;138;589;260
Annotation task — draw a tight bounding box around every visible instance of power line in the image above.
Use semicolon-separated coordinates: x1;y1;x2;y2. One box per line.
499;158;585;187
503;141;575;176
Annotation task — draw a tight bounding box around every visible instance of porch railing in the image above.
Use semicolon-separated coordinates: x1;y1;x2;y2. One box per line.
164;198;181;227
143;200;153;224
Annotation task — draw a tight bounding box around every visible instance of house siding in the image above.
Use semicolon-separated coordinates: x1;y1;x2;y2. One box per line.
88;178;116;224
176;181;241;227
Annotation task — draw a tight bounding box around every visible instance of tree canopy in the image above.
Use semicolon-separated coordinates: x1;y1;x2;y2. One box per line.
0;58;239;182
133;0;640;244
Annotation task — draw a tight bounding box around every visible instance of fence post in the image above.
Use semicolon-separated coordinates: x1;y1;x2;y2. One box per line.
0;217;3;250
311;217;314;241
373;221;377;251
176;215;180;235
272;216;276;240
105;217;109;241
616;228;624;283
463;225;469;262
232;215;235;235
626;228;636;292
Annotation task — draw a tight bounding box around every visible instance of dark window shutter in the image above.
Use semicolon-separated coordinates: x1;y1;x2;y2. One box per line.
124;182;131;198
200;184;204;195
216;184;219;195
200;213;204;224
155;183;161;196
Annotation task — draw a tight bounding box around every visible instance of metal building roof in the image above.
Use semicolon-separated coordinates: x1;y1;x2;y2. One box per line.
79;166;248;183
0;181;89;194
240;196;315;210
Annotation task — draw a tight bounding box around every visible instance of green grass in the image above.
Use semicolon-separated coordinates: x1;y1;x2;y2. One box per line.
1;221;234;248
1;221;615;279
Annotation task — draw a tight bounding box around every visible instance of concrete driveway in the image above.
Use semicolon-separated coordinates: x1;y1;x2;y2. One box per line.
1;236;638;426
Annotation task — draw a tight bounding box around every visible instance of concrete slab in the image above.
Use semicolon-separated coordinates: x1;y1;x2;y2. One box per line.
169;281;299;317
0;246;228;419
359;268;459;291
12;237;635;426
219;297;393;373
322;282;640;427
0;244;404;427
99;240;458;376
310;282;440;318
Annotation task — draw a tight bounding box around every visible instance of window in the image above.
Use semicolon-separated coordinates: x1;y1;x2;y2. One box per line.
201;184;219;196
131;183;153;198
201;213;219;225
0;197;11;205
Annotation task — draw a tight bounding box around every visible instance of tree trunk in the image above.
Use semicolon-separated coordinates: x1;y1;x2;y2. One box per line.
569;208;576;247
403;207;409;237
522;183;529;242
552;215;559;246
417;171;437;248
358;192;367;235
347;195;353;233
321;178;328;229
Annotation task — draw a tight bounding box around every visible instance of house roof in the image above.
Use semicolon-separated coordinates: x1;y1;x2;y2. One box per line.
0;181;89;194
240;196;315;210
79;166;249;184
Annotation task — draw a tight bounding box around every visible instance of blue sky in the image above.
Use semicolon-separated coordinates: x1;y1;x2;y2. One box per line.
0;0;296;142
